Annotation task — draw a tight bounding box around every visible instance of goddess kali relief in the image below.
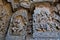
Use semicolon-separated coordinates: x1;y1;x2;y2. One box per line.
10;15;26;35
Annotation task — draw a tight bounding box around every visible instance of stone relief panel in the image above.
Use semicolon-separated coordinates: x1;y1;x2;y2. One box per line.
10;15;26;35
33;7;50;32
33;3;60;32
6;9;28;40
33;3;60;39
9;9;28;36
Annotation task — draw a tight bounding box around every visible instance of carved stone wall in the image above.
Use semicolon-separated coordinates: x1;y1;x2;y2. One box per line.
0;0;60;40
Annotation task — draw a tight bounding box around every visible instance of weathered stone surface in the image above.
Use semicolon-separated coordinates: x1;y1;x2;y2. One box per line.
7;0;20;11
56;4;60;11
33;32;59;38
59;11;60;15
33;0;59;2
20;1;31;8
0;2;12;40
33;31;60;40
33;38;60;40
7;0;32;11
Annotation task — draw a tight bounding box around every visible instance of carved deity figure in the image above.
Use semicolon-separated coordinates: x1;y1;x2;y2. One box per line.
10;15;26;36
